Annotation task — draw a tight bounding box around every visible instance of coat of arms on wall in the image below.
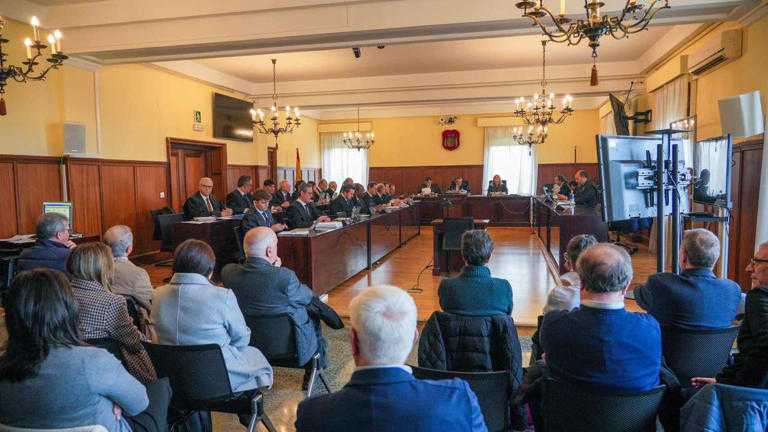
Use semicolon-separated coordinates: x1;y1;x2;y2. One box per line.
442;129;460;151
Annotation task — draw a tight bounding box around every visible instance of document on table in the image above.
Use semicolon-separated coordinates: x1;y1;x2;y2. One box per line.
279;228;311;236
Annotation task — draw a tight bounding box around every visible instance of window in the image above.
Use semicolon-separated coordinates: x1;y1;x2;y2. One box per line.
321;132;368;186
482;126;536;195
654;76;693;167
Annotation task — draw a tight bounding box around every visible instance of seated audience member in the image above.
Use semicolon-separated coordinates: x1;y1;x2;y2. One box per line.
17;212;76;272
286;184;331;228
104;225;154;310
291;180;306;201
554;175;572;200
0;269;171;432
222;227;330;369
543;234;598;313
182;177;232;220
241;189;287;233
329;184;356;217
438;230;512;316
487;175;508;195
634;228;742;329
68;243;157;384
325;181;338;199
352;183;371;214
271;180;292;208
692;241;768;389
420;176;441;194
296;285;487;432
152;239;273;395
448;176;470;193
226;175;256;215
542;243;661;392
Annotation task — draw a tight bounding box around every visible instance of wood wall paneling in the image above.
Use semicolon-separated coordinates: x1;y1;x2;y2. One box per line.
100;164;137;232
134;165;169;253
370;165;483;194
15;162;62;234
257;166;270;186
536;163;599;194
67;161;103;236
227;165;258;192
184;152;205;201
0;162;18;238
169;152;181;212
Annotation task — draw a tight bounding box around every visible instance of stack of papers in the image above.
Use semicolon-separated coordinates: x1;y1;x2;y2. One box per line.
315;221;344;231
0;234;35;244
279;228;311;236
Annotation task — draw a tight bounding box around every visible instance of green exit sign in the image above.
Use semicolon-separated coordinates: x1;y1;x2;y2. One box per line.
193;110;202;123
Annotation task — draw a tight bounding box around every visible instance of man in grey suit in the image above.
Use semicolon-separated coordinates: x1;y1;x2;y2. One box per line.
221;227;329;372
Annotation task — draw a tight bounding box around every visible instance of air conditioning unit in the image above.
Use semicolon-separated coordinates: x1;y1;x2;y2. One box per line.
688;28;742;76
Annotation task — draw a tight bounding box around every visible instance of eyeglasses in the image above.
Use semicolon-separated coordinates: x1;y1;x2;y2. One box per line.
751;257;768;264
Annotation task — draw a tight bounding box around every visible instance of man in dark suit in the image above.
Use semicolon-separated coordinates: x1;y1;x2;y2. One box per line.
329;184;355;218
352;183;371;214
359;182;377;213
438;229;512;316
222;227;329;369
373;183;389;205
296;285;486;432
241;189;287;234
572;170;599;207
182;177;232;220
225;175;255;214
634;228;743;329
420;176;441;194
448;176;470;193
270;180;292;209
286;183;331;229
541;243;661;393
17;213;76;272
325;181;338;200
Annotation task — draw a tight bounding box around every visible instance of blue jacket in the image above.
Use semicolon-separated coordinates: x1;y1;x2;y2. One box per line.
634;268;742;329
439;265;513;316
295;367;487;432
681;383;768;431
542;305;662;393
17;239;71;272
221;257;320;366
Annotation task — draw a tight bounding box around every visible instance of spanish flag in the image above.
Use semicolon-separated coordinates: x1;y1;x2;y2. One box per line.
295;148;302;181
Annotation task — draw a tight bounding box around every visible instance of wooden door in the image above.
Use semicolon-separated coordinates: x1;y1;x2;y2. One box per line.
267;147;277;182
166;138;229;213
169;151;181;212
183;151;206;200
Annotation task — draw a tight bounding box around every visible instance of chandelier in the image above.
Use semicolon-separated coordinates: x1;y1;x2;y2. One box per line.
513;40;573;131
343;106;374;151
513;124;548;149
250;59;300;144
0;16;67;116
516;0;670;85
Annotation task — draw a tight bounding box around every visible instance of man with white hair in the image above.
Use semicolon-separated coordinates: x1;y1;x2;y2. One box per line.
104;225;154;310
221;227;329;372
296;285;487;432
182;177;232;220
634;228;743;329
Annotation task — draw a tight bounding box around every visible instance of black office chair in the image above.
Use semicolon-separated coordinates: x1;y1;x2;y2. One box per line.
0;248;21;299
86;337;128;370
156;212;184;266
411;366;512;432
542;377;667;432
441;217;474;274
661;325;740;389
245;313;330;398
142;342;276;432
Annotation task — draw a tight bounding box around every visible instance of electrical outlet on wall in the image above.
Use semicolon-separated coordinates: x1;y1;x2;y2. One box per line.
160;192;165;198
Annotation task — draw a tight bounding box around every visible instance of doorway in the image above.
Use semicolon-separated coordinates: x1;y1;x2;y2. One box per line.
166;138;228;212
267;146;277;183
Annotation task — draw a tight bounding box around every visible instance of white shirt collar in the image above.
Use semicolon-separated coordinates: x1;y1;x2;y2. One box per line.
355;364;412;374
581;299;625;310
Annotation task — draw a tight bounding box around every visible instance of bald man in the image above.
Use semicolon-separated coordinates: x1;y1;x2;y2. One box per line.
182;177;232;220
221;227;331;371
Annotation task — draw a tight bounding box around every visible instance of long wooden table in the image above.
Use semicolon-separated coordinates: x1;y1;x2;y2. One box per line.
533;196;608;274
416;194;530;226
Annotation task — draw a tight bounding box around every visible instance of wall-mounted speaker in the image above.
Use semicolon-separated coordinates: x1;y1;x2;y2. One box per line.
64;122;86;154
719;90;764;138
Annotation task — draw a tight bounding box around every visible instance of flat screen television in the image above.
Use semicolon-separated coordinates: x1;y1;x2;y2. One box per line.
597;135;689;222
212;93;254;142
692;135;732;208
609;93;631;136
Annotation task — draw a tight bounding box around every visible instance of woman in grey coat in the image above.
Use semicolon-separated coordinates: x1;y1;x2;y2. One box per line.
151;239;273;392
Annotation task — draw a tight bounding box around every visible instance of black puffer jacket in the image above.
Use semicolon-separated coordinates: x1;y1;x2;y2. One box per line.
418;311;523;389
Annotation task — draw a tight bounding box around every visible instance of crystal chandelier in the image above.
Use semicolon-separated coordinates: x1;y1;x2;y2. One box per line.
0;16;67;116
513;124;548;149
513;40;573;132
250;59;300;144
516;0;670;85
343;106;374;151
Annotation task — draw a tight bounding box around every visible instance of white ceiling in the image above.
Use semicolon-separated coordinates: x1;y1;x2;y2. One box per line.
195;27;672;83
26;0;106;5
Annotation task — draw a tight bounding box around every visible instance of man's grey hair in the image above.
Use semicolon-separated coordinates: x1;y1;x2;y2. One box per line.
244;227;277;258
349;285;417;365
566;234;598;265
36;213;69;240
104;225;134;257
683;228;720;268
576;243;633;293
461;229;494;266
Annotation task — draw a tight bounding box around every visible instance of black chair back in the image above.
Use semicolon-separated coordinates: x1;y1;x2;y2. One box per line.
233;226;244;260
0;249;20;296
661;325;739;387
143;342;233;408
412;366;511;432
86;337;126;365
244;313;298;366
150;207;174;240
157;213;184;252
442;217;474;251
543;377;666;432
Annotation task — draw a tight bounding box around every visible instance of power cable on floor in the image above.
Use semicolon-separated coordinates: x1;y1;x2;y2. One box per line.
409;260;434;293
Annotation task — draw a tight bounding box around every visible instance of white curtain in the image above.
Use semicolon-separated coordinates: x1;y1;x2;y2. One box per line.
482;126;536;195
600;111;617;135
321;132;368;186
654;75;692;166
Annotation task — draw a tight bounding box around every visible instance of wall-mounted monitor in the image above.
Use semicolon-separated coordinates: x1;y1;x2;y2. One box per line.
212;93;254;142
692;135;732;208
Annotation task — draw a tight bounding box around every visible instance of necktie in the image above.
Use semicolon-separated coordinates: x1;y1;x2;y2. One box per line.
205;197;213;212
265;211;273;226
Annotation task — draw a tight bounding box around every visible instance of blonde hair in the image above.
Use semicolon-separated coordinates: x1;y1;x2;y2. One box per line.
66;242;115;290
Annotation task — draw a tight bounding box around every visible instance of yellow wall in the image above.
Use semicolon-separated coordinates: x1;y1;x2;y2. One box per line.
321;109;600;167
645;15;768;139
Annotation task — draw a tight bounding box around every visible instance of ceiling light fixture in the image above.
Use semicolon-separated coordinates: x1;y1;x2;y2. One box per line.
343;106;374;151
516;0;670;85
250;58;300;147
513;124;547;152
